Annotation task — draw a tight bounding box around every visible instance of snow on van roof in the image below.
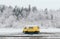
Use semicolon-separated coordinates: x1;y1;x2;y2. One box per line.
25;25;39;27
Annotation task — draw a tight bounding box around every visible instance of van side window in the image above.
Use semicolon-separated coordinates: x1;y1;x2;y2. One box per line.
38;27;39;28
29;27;33;29
24;27;26;29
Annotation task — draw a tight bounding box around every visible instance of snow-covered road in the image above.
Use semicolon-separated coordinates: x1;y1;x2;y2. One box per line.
0;28;60;35
40;28;60;33
0;28;22;35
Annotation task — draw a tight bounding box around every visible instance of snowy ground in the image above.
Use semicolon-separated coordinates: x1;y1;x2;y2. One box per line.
0;28;60;35
0;28;60;39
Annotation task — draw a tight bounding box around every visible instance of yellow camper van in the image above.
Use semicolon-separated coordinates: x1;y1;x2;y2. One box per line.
23;26;40;34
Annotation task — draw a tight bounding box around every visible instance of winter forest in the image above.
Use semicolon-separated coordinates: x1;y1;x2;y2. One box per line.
0;5;60;28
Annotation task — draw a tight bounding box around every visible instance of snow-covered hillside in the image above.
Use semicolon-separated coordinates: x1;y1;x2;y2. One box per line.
0;5;60;28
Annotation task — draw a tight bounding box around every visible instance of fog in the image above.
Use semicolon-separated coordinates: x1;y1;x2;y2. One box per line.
0;5;60;29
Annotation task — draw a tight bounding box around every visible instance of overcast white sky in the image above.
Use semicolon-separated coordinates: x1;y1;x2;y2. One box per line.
0;0;60;9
